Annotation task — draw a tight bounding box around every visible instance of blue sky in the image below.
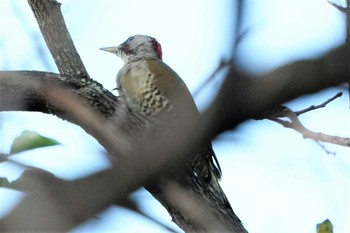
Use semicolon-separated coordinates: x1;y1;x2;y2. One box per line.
1;0;350;232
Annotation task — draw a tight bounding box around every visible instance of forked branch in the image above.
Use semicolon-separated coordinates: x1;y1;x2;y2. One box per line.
265;92;350;148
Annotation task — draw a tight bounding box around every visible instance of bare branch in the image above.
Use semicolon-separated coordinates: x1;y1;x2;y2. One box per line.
267;106;350;147
314;141;336;155
295;92;343;115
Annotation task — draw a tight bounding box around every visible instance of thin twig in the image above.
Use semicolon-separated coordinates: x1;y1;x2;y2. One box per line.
327;1;346;13
193;0;247;98
233;0;245;53
265;93;349;150
314;141;336;156
193;59;231;97
295;92;342;115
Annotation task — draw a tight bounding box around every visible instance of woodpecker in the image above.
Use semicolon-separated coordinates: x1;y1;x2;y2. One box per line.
101;35;245;231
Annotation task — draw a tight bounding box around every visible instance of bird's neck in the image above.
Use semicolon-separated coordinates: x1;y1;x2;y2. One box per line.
124;47;160;63
124;55;160;64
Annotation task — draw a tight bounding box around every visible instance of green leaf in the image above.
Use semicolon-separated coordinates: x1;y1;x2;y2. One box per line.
317;219;333;233
0;177;10;187
9;130;61;155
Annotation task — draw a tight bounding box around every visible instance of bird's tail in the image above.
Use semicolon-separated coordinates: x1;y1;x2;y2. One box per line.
188;144;248;232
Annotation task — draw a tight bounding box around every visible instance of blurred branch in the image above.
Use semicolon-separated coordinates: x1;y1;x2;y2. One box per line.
9;168;179;233
328;0;350;107
11;2;55;71
327;1;346;12
118;197;180;233
193;59;230;97
193;0;246;97
204;46;349;136
162;181;230;232
233;0;245;53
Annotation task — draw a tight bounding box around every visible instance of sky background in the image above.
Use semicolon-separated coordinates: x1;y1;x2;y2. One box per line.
1;0;350;232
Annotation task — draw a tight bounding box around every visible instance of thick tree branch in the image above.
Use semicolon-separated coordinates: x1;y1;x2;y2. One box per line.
0;70;119;117
328;0;350;106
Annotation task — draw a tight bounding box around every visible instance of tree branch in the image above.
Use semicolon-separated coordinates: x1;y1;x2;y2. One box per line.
259;92;350;148
295;92;343;115
28;0;89;78
267;106;350;147
327;0;350;107
328;1;346;13
0;70;119;117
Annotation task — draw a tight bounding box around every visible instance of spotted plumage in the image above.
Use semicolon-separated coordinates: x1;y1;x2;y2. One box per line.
116;60;173;118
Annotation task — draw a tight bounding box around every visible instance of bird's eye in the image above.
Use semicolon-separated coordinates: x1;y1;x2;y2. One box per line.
126;36;134;44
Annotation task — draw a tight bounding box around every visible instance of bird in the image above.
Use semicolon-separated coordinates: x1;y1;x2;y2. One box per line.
100;35;246;232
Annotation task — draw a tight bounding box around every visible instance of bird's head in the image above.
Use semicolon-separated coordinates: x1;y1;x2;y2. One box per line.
100;35;163;63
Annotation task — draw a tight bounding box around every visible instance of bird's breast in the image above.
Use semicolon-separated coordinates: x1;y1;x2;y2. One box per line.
117;60;173;117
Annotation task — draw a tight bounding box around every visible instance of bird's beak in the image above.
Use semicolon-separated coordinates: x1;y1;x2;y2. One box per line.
100;46;119;54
